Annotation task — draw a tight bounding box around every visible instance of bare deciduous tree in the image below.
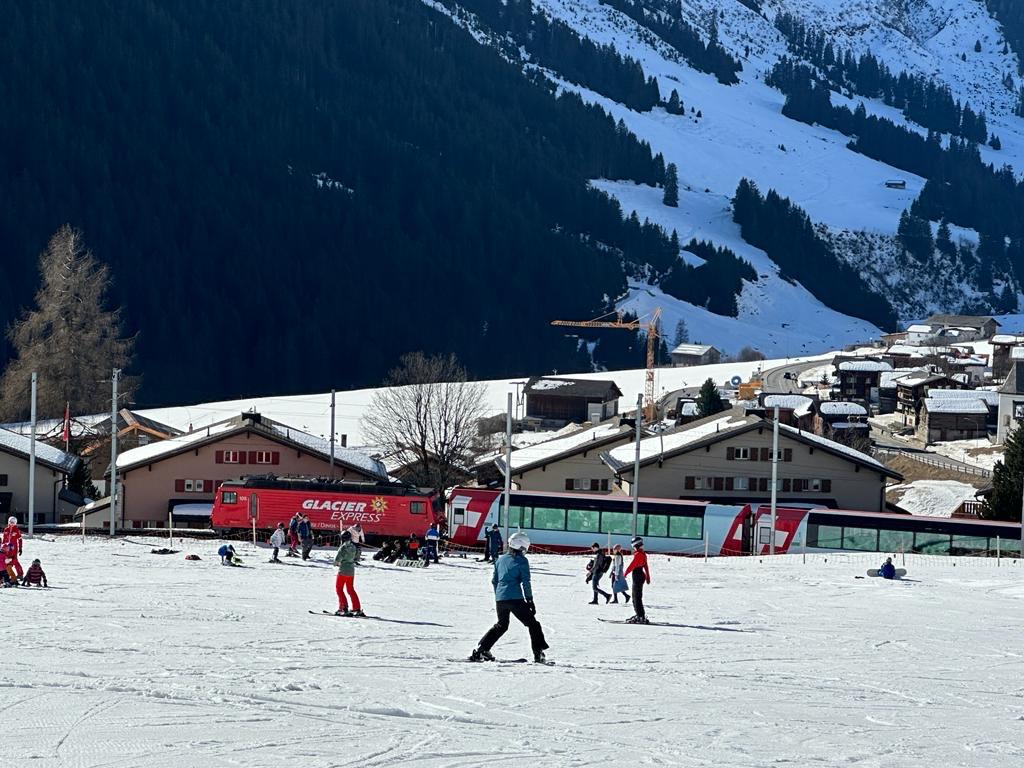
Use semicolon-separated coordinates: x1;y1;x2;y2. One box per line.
0;225;137;421
362;352;487;492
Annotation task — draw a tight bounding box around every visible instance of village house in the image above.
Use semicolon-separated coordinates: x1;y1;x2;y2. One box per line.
894;371;960;426
82;409;182;483
743;393;817;430
836;359;892;405
882;344;954;369
522;377;622;428
670;343;721;367
600;413;901;512
112;412;387;529
0;427;81;525
997;361;1024;444
905;324;938;345
814;401;869;443
922;314;999;341
990;335;1024;381
917;390;998;444
493;423;637;494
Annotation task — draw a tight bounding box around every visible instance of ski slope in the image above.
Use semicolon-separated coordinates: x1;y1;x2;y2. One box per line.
5;536;1023;767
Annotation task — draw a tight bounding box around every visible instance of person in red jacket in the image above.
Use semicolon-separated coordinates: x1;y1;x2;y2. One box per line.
2;516;23;579
624;536;651;624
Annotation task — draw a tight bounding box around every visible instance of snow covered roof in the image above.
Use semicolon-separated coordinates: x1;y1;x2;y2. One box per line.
922;398;990;414
0;426;80;473
991;334;1024;345
761;394;814;411
677;402;698;417
927;389;999;406
907;324;933;333
116;413;387;479
829;422;870;430
896;372;946;387
775;423;892;474
925;314;997;328
524;377;622;400
886;344;952;357
498;423;631;474
671;343;717;356
839;360;892;373
1012;347;1024;360
818;401;867;416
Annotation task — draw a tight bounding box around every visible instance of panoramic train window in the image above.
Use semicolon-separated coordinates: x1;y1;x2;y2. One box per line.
842;527;878;551
645;515;668;538
877;529;913;552
950;535;989;555
669;515;702;540
531;507;566;530
913;533;951;555
499;505;530;528
600;511;633;535
567;509;600;533
808;524;843;549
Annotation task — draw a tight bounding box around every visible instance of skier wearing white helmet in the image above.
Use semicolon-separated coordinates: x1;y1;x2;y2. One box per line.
2;516;23;580
469;531;550;663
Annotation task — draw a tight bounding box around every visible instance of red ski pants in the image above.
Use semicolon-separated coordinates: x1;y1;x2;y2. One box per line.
335;574;361;611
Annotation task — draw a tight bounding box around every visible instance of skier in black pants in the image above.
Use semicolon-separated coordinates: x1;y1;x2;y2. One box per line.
470;531;549;664
587;543;611;604
624;536;651;624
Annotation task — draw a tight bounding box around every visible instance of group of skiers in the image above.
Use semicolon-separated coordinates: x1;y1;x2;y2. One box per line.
585;540;650;621
0;516;48;588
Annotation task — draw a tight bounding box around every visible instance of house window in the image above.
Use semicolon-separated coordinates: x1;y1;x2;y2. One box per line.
184;479;194;492
733;477;749;491
254;451;274;464
809;478;822;492
0;474;7;487
223;450;241;464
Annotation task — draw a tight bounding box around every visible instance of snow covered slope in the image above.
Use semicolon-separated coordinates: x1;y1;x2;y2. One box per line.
6;536;1024;767
438;0;1024;352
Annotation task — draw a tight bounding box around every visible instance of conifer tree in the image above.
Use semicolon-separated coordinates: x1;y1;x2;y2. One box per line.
936;220;956;258
673;319;689;346
695;378;726;418
982;424;1024;521
663;163;679;207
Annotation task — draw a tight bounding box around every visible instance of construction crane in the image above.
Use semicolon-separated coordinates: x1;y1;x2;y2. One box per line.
551;308;663;422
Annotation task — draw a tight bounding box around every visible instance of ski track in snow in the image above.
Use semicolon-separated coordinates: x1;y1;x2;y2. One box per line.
5;537;1024;767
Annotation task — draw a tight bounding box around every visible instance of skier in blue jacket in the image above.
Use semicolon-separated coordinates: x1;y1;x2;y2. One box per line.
879;557;897;580
485;524;503;562
470;532;549;664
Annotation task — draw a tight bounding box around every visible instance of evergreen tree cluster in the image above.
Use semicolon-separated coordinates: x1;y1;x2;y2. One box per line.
896;211;933;262
450;0;660;111
774;15;989;142
984;1;1024;74
732;179;897;330
0;0;679;405
598;0;742;85
658;239;757;317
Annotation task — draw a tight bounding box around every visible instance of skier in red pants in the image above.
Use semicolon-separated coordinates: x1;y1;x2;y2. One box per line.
2;516;23;580
333;530;363;617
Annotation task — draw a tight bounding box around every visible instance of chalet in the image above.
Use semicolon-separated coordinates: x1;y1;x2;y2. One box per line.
523;377;622;428
917;391;998;444
882;344;953;369
836;360;892;404
880;331;907;346
905;324;937;345
997;361;1024;444
494;423;636;494
990;334;1024;381
670;343;721;367
672;398;700;426
944;354;988;384
743;393;817;430
600;413;901;512
0;427;81;525
923;314;999;341
894;371;959;425
113;412;387;529
814;401;869;443
82;408;182;478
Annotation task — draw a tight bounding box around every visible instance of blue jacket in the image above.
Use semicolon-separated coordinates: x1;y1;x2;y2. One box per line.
487;527;503;552
297;519;312;540
492;552;532;602
880;562;897;579
218;544;234;558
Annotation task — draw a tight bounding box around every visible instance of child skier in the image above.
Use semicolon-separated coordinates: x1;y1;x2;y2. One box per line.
218;543;240;566
269;523;287;562
2;516;23;579
424;523;440;563
624;536;651;624
21;558;47;587
610;543;630;604
470;531;549;664
0;544;14;587
333;530;363;616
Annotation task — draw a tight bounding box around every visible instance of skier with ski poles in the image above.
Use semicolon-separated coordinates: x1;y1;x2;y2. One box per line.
469;531;549;664
333;530;364;617
624;536;651;624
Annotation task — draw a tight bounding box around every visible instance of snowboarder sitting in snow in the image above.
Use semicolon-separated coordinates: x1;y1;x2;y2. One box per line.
21;558;47;588
405;533;421;560
470;531;549;664
333;530;364;617
879;557;897;580
269;523;287;563
218;544;240;566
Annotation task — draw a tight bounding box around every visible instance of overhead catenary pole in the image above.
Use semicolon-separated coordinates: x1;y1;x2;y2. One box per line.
503;392;513;546
329;389;336;478
770;405;780;555
28;372;37;537
110;368;120;536
631;393;643;539
1019;473;1024;563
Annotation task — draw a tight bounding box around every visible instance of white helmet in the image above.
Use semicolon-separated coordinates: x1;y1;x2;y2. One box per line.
507;532;530;553
7;516;15;526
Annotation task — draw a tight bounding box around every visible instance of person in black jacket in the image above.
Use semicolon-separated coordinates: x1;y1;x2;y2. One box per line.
587;543;612;604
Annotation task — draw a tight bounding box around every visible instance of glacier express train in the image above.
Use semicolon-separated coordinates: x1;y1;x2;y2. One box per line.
445;487;1022;557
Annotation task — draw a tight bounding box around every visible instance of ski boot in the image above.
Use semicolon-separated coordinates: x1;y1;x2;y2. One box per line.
335;609;352;617
533;651;547;664
350;609;366;618
468;648;495;662
625;614;648;624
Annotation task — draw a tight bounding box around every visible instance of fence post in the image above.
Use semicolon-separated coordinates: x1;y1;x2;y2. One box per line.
996;535;1000;566
169;510;173;543
704;531;709;562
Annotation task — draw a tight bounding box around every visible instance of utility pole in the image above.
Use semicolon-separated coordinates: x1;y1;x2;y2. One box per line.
631;393;643;539
110;368;120;536
770;406;780;555
28;372;37;537
503;392;513;546
329;389;336;478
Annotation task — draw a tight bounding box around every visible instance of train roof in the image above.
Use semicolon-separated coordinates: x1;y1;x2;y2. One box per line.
222;475;430;496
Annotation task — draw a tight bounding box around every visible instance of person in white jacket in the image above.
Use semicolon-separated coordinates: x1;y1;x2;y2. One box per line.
269;523;287;563
345;523;366;546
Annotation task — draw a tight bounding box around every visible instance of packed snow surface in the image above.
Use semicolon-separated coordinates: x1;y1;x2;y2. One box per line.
888;479;979;516
6;536;1024;767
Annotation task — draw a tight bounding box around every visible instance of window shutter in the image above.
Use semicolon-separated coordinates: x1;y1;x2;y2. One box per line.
271;451;280;465
215;450;224;464
174;479;185;493
600;479;609;491
822;479;832;492
565;479;574;491
760;447;770;461
783;448;793;462
684;476;695;490
713;477;724;491
782;479;791;492
726;447;735;460
749;477;757;491
206;480;215;493
749;448;758;462
248;451;258;464
725;477;734;490
759;478;768;492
